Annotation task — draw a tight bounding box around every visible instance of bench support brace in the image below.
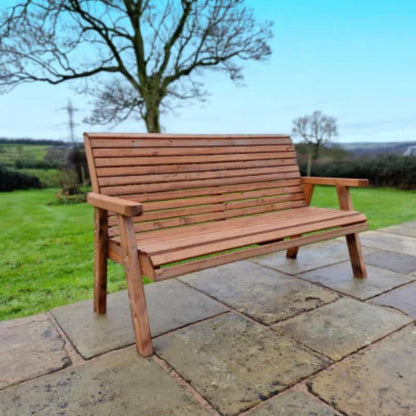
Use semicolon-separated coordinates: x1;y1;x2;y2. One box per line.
117;214;154;357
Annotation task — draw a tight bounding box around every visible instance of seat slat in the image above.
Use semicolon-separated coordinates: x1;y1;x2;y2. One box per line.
153;223;368;281
98;165;300;187
139;210;365;255
150;213;367;265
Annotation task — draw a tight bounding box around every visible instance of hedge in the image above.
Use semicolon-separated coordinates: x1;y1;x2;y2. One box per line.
0;166;42;191
299;155;416;189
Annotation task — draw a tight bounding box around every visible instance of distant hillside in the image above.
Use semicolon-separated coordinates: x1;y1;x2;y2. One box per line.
336;141;416;158
0;138;68;146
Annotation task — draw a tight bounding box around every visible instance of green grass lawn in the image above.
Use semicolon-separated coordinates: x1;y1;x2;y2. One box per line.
1;186;416;321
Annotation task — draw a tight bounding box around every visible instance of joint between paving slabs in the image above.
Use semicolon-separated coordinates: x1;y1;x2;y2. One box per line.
304;321;416;404
152;353;221;416
47;311;86;367
239;383;345;416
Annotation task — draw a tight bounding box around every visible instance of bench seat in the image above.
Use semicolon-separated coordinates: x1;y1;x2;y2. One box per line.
107;206;367;281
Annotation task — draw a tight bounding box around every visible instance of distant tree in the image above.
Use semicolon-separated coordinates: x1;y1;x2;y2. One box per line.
292;111;338;159
0;0;273;133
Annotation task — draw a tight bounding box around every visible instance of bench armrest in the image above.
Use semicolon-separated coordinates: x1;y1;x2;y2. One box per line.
301;177;369;187
87;192;143;217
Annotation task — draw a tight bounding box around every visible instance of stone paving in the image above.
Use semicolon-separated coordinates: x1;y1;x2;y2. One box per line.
1;221;415;415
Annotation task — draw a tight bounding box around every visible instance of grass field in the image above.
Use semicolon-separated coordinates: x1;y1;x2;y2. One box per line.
0;143;50;167
1;186;416;321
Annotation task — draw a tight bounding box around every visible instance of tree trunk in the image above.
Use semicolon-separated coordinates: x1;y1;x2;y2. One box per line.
144;105;161;133
312;142;320;160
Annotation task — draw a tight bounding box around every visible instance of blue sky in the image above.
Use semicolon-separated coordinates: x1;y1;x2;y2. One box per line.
0;0;415;142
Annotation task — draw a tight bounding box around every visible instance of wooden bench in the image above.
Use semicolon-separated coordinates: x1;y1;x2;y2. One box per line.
84;133;369;357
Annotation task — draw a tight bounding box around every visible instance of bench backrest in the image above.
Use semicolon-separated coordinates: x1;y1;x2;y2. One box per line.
84;134;306;235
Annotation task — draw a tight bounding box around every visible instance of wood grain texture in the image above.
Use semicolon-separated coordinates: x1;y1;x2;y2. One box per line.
302;177;369;187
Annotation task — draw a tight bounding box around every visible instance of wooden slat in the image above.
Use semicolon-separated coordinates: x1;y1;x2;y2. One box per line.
98;165;300;187
93;145;293;157
90;136;292;148
96;159;297;177
95;152;297;167
149;213;367;265
153;223;369;280
302;177;369;187
101;172;301;196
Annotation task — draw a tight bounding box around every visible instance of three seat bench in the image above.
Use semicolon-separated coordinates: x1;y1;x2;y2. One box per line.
84;133;369;357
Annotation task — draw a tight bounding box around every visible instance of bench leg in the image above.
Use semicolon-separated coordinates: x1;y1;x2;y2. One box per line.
287;184;315;259
117;214;154;357
286;235;301;258
94;208;108;314
346;233;367;278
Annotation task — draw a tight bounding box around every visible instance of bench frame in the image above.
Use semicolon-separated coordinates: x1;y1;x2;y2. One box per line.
85;134;368;357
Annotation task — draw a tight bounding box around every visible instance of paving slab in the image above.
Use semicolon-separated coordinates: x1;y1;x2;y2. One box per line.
364;250;416;274
309;325;416;416
299;262;413;299
360;230;416;256
52;279;228;359
378;220;416;238
247;390;338;416
179;261;338;324
273;297;411;361
371;282;416;318
154;313;330;416
0;314;70;390
251;240;374;274
0;347;211;416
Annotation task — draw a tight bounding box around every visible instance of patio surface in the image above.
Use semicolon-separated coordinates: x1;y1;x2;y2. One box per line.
1;221;416;415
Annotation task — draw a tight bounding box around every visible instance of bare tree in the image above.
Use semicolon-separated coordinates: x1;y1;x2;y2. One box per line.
0;0;273;132
292;111;338;159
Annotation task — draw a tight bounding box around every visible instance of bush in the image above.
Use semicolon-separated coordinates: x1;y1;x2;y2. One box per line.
19;169;60;188
299;155;416;189
15;159;58;169
0;166;42;191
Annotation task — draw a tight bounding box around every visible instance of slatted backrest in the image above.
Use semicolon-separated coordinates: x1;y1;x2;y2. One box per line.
84;133;306;235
